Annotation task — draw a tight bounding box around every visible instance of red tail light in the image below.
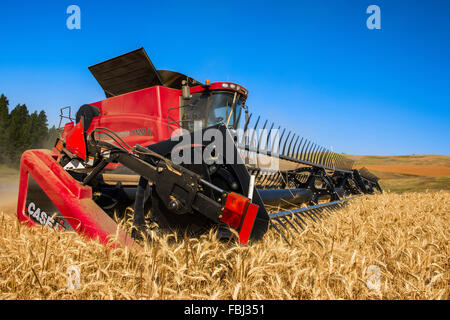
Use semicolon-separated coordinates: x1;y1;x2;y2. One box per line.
238;202;258;244
65;121;87;160
221;192;258;244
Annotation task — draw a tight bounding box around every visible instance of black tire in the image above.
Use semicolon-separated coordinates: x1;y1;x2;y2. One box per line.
75;104;100;130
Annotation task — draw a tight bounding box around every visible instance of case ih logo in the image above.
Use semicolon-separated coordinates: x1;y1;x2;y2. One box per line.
130;128;153;136
25;202;66;231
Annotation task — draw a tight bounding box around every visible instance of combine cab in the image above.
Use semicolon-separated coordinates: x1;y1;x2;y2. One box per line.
17;48;382;247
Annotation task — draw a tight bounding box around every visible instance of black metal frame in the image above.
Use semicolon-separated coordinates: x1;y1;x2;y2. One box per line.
165;105;383;243
229;113;383;243
62;114;382;244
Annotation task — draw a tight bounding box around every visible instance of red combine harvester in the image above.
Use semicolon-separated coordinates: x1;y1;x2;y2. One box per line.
17;48;382;247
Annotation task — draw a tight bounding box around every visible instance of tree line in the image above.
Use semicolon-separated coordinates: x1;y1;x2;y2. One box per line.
0;93;58;166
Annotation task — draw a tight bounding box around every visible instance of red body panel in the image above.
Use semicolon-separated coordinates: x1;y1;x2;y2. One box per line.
65;121;87;160
61;86;183;168
61;82;248;152
91;86;181;120
66;86;181;148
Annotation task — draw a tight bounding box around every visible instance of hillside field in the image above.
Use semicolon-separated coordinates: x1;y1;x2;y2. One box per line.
347;154;450;193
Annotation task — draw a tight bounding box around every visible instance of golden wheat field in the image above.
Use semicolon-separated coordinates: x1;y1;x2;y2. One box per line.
0;191;448;300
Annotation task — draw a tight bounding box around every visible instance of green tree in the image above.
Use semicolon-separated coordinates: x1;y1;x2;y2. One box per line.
0;94;55;166
4;104;31;164
25;110;49;149
35;110;49;148
43;125;59;149
26;111;39;148
0;94;10;162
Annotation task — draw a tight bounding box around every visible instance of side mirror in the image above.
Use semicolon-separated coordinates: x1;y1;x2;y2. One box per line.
182;80;191;100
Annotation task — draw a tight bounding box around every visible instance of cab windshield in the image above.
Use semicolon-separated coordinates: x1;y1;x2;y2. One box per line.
182;91;244;131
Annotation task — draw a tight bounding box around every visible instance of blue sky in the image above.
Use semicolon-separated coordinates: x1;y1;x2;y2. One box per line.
0;0;449;155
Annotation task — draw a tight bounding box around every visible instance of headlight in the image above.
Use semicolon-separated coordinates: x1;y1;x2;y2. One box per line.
221;83;246;96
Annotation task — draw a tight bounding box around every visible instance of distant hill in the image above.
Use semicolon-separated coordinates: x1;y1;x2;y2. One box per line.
346;154;450;193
